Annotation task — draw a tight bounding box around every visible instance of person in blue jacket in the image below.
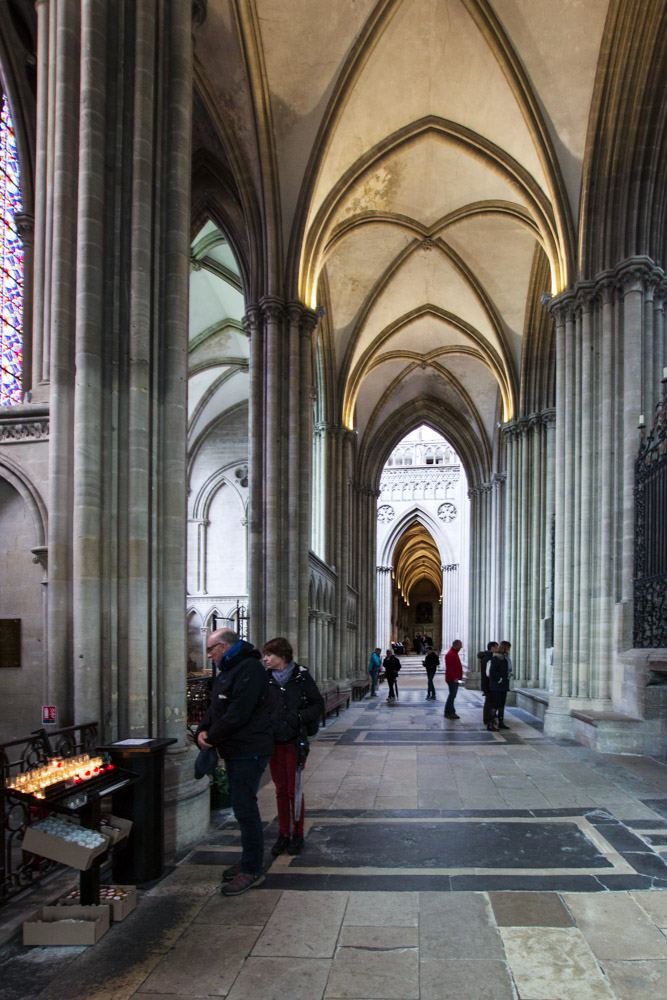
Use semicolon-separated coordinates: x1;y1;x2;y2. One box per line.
368;647;382;697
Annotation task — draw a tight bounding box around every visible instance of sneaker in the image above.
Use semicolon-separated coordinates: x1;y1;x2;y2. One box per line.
287;835;304;855
497;722;510;730
220;870;265;896
451;713;461;719
271;834;290;857
221;862;242;883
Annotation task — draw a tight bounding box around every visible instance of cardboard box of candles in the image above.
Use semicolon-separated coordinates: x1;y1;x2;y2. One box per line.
22;817;110;871
60;884;137;922
23;904;110;946
99;814;133;846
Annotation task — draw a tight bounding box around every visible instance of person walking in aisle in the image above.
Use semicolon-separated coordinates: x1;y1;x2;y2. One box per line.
368;647;382;696
489;640;512;730
383;648;401;702
263;637;324;857
424;647;439;700
444;639;464;719
197;629;273;896
478;641;499;729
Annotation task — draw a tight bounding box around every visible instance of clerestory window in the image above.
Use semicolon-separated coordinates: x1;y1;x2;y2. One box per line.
0;93;23;406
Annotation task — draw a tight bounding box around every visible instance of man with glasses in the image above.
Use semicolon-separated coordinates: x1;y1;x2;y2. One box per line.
197;628;272;895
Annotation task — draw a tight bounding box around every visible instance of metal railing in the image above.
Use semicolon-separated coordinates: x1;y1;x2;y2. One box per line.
634;380;667;647
0;722;98;904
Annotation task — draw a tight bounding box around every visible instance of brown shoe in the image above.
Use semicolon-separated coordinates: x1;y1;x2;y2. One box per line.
220;870;265;896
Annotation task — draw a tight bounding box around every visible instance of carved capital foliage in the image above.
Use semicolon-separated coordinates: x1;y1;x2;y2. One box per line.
259;295;285;323
548;292;576;325
0;416;49;443
574;282;596;313
243;304;260;336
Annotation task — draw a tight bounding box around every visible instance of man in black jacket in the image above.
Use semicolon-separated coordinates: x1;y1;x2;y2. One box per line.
478;641;498;729
197;629;273;896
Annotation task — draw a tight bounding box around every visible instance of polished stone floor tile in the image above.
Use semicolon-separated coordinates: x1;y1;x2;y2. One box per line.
137;923;262;996
500;926;614;999
563;892;667;960
602;958;667;997
419;892;502;960
630;890;667;926
226;956;332;1000
419;957;515;1000
489;891;573;927
343;891;419;926
253;891;347;958
325;932;419;999
194;888;282;925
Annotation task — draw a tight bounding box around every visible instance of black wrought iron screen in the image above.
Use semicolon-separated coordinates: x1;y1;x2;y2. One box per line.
634;383;667;647
1;722;98;904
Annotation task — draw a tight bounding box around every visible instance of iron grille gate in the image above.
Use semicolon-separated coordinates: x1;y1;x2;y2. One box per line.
634;382;667;647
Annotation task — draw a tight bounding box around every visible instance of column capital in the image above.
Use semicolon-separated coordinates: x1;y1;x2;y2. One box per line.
243;304;261;336
259;295;285;323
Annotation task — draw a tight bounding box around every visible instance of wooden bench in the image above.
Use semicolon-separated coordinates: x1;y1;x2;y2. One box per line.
321;685;351;726
351;677;370;701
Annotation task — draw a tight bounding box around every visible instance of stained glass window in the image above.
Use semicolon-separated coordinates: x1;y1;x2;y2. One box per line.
0;93;23;406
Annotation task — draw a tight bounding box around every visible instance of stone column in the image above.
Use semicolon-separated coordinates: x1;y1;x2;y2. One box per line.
544;259;667;739
376;565;392;649
246;299;318;652
38;0;208;851
441;563;460;649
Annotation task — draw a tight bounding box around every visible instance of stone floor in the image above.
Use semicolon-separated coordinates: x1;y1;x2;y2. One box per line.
3;675;667;999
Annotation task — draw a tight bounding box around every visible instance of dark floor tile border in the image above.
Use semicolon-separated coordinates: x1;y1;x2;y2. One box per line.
450;874;606;892
185;850;239;865
643;834;667;845
304;807;610;819
258;871;664;892
260;873;455;891
626;819;667;830
641;798;667;819
620;852;667;877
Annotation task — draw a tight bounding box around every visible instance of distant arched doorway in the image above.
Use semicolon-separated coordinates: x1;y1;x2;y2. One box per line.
376;427;469;654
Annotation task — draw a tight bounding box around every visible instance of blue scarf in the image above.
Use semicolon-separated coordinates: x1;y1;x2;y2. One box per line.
272;662;295;686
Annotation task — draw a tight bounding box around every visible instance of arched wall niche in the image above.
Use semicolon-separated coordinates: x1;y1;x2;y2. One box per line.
0;464;46;742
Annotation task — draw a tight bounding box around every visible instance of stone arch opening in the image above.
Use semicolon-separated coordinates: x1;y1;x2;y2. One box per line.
376;425;469;655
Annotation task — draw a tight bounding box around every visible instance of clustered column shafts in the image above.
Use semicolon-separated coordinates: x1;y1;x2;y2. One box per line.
376;565;392;649
245;299;318;659
43;0;80;718
468;475;504;662
37;0;195;746
545;259;667;734
501;413;554;690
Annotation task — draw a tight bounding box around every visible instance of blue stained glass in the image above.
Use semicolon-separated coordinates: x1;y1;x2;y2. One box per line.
0;93;24;406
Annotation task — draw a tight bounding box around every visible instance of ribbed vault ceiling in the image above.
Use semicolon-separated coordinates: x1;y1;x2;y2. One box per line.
195;0;611;475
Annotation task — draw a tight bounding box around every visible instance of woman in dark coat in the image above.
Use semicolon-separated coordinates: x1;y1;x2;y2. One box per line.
263;636;324;857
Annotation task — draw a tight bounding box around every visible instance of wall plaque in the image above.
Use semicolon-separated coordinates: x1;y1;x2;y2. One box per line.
0;619;21;668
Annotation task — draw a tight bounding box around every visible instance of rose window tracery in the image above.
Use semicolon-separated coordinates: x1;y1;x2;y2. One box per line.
437;502;457;522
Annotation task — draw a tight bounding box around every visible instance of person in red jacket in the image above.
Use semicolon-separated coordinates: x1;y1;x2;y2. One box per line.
444;639;464;719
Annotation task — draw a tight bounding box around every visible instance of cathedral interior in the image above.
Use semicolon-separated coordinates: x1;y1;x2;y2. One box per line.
1;1;667;995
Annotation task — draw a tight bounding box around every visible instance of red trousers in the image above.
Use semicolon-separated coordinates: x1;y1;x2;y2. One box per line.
270;742;305;837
